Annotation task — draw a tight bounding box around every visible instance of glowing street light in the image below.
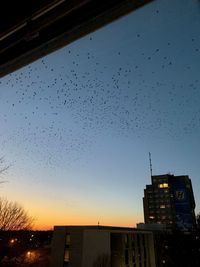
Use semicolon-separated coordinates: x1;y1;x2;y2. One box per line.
9;238;18;245
27;251;31;256
26;251;36;262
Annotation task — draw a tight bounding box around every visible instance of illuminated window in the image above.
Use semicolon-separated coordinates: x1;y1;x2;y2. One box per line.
64;249;70;262
158;183;168;188
160;204;166;209
65;234;70;246
149;216;155;219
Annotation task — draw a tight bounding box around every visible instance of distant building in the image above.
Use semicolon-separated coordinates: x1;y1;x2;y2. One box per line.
137;223;168;232
51;225;156;267
143;174;196;231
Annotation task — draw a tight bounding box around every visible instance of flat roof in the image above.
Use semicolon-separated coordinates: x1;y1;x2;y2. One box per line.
54;225;153;233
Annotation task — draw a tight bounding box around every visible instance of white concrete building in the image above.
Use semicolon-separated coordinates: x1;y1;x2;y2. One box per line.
51;225;156;267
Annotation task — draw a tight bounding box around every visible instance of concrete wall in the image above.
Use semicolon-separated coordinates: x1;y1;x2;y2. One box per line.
147;233;156;267
51;226;156;267
82;230;110;267
51;226;84;267
111;231;156;267
69;230;84;267
51;227;67;267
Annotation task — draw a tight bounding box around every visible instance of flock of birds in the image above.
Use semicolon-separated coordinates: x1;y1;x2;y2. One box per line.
0;29;200;169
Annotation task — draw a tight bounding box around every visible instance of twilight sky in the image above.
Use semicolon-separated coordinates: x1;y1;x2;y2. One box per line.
1;0;200;229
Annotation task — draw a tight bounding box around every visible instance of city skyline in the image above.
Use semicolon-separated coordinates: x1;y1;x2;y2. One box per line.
0;0;200;230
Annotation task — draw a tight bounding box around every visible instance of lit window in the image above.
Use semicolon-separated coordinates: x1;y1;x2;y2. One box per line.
158;183;168;188
124;234;129;248
64;249;70;262
160;205;166;209
149;216;155;219
65;234;70;246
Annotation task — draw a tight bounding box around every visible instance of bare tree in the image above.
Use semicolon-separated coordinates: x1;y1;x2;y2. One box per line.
0;198;34;230
0;157;10;184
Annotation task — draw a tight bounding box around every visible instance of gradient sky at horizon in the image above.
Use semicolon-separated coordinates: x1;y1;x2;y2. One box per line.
1;0;200;230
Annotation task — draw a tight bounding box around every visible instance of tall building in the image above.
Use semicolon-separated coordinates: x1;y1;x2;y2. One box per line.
143;174;196;231
51;225;156;267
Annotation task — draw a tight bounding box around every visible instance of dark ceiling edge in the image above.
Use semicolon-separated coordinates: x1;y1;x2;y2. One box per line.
0;0;154;78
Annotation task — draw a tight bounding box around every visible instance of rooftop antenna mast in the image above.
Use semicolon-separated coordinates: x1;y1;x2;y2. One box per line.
149;152;153;177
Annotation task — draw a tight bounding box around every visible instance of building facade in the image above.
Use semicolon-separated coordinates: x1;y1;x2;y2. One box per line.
143;174;196;231
51;226;156;267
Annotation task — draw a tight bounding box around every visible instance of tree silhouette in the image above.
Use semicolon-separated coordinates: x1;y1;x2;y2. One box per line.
0;157;9;184
0;198;34;230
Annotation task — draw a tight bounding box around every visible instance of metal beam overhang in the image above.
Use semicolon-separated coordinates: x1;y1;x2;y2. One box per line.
0;0;154;77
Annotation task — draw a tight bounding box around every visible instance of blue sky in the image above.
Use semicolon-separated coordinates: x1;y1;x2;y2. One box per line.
0;0;200;229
